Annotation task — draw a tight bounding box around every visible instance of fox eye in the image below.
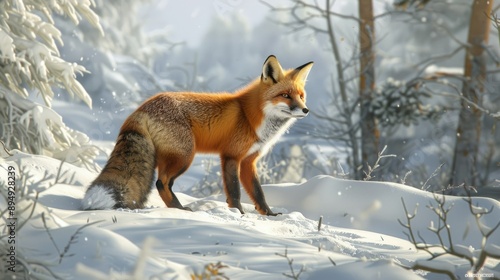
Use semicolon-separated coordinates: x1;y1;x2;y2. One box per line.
281;93;291;99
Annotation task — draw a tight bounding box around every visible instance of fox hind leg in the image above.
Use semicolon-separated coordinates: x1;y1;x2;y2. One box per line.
155;177;191;211
156;146;194;210
153;120;195;211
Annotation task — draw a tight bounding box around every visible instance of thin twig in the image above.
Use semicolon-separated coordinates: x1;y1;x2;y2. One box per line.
400;187;500;278
0;140;13;156
42;212;101;264
421;163;444;191
276;248;305;279
363;145;396;181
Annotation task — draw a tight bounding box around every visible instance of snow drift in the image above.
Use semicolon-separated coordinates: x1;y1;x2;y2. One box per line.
1;151;499;279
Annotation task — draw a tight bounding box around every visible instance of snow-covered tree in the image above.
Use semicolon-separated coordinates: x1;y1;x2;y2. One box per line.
73;0;149;64
0;0;103;169
51;0;184;143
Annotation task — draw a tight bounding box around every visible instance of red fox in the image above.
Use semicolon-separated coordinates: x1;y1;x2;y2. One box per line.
82;55;313;215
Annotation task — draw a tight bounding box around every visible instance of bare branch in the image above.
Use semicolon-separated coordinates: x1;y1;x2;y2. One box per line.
401;188;500;278
363;145;396;181
276;248;305;280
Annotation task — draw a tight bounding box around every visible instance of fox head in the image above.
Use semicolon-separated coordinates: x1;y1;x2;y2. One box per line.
260;55;313;119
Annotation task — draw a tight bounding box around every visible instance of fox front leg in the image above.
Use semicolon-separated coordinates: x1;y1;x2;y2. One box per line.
221;157;245;214
240;153;281;216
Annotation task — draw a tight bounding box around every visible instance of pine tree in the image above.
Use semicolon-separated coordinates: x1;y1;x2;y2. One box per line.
0;0;103;169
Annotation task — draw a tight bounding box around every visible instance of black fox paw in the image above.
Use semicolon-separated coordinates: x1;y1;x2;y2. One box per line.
266;210;282;216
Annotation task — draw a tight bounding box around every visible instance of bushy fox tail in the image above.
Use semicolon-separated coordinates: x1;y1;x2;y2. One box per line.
82;131;156;210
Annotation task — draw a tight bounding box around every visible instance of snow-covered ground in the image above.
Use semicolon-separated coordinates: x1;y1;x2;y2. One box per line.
1;150;499;279
2;1;500;279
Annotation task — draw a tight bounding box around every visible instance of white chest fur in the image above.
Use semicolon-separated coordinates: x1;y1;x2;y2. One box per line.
247;103;296;157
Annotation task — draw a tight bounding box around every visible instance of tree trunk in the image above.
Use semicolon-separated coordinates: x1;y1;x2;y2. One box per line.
450;0;493;187
358;0;379;176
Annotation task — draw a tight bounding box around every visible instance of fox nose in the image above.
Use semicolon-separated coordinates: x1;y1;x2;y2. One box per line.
302;108;309;114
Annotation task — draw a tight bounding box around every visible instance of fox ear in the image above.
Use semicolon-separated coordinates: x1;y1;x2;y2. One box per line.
261;55;284;84
292;61;314;84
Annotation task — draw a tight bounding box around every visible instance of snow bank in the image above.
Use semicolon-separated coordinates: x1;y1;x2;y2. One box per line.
1;152;499;279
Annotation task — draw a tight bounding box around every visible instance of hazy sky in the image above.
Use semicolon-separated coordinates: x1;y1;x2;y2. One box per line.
140;0;273;47
138;0;384;47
